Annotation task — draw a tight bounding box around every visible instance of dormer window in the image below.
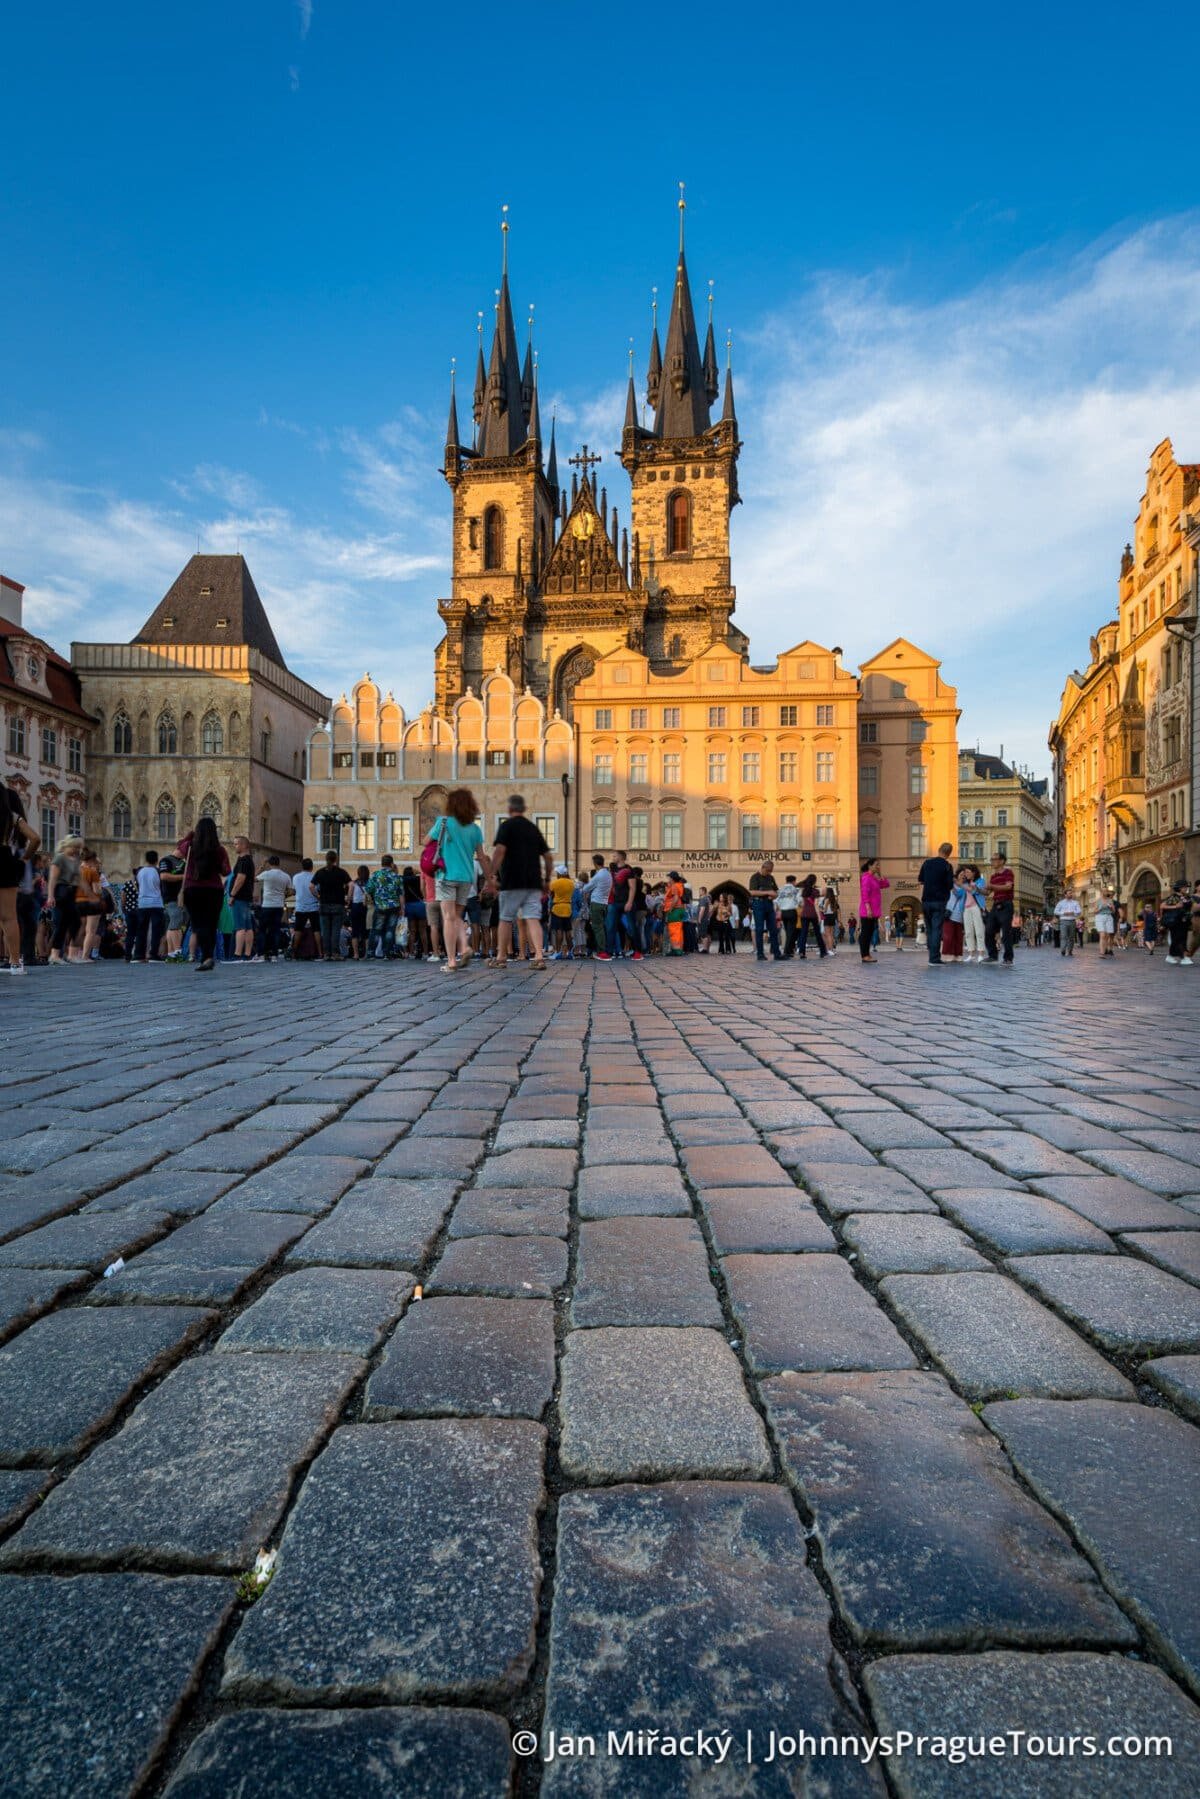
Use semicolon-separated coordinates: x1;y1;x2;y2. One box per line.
27;657;40;681
162;615;175;628
216;617;229;629
199;585;213;597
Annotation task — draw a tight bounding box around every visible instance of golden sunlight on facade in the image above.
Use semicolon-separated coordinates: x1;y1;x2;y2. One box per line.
305;216;960;915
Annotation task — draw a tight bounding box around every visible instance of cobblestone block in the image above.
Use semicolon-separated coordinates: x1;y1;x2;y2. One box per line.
765;1371;1135;1650
365;1297;555;1418
221;1420;545;1703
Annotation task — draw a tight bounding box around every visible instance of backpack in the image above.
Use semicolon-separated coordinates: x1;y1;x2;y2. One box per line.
419;817;447;878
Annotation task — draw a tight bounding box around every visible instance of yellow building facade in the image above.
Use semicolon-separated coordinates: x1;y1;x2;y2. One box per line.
957;752;1053;916
1049;440;1198;911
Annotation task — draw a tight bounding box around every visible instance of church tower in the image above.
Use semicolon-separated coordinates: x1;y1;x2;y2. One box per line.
620;189;744;668
435;212;558;713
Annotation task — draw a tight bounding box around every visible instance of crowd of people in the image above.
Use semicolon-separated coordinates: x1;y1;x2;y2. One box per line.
2;784;1196;974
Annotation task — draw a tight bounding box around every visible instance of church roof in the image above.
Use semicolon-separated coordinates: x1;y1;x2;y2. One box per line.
653;246;712;440
135;554;286;666
478;262;529;460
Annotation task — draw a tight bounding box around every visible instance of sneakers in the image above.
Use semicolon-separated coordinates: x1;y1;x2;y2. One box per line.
595;952;612;961
1182;957;1195;967
1166;956;1180;965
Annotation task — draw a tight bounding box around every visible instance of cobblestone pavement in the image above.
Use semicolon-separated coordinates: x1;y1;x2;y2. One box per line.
2;950;1200;1796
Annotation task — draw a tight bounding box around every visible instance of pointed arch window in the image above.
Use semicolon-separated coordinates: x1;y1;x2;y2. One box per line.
154;793;176;841
668;491;691;555
483;506;503;571
199;792;222;826
112;710;133;755
201;712;224;755
157;710;177;755
111;793;132;838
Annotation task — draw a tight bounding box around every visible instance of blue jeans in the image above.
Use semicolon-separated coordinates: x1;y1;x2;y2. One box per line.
606;901;628;956
752;897;781;959
133;908;165;962
370;908;398;956
923;902;946;962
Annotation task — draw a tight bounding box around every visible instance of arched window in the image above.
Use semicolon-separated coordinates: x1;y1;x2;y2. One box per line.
154;793;176;841
201;712;224;755
112;710;133;755
199;791;222;827
668;491;690;555
973;809;984;826
260;716;272;763
157;710;177;755
483;506;503;570
111;793;132;838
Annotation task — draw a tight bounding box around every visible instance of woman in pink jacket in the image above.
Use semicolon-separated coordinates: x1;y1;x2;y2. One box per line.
858;858;889;963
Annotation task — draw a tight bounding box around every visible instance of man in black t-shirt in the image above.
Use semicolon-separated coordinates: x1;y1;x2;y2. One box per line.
918;841;956;965
748;862;783;961
229;834;258;962
311;850;351;961
491;795;552;967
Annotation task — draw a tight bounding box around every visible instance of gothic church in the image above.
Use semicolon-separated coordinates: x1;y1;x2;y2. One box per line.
435;204;746;720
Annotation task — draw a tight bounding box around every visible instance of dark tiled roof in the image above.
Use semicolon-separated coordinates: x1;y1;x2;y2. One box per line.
968;753;1014;780
135;555;285;665
653;249;712;441
0;618;94;722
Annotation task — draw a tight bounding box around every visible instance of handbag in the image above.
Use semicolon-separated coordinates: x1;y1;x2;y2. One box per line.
419;817;446;878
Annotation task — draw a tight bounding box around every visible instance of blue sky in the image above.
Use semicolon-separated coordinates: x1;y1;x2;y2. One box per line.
4;1;1200;773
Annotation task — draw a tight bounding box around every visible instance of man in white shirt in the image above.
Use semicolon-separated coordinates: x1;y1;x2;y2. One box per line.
1054;889;1083;957
257;855;294;963
776;877;800;958
133;850;165;963
582;855;613;958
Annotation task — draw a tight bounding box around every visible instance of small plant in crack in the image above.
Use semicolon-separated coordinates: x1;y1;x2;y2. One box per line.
235;1547;278;1603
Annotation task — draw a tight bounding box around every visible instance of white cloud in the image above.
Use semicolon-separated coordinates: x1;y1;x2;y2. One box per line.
732;219;1200;770
6;219;1200;766
296;0;313;39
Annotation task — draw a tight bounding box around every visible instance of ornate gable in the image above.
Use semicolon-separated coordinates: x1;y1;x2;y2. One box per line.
540;481;630;600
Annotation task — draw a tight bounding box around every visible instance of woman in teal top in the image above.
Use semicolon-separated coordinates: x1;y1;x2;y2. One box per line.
427;787;493;972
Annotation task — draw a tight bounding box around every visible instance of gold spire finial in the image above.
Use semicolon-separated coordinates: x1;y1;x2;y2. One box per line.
477;310;483;340
628;337;635;376
678;181;686;252
494;286;500;316
527;304;534;346
725;330;732;371
501;203;509;274
651;285;658;325
450;355;456;391
708;278;714;321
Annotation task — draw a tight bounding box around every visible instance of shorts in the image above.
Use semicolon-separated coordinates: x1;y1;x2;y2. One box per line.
0;846;21;888
165;903;186;931
499;887;542;923
551;913;572;934
404;901;426;921
231;899;253;932
434;878;472;904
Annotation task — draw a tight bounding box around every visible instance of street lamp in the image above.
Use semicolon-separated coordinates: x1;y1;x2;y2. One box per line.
561;770;571;870
307;802;362;856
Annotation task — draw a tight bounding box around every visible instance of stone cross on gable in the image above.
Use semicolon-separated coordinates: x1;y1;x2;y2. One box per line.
568;445;602;480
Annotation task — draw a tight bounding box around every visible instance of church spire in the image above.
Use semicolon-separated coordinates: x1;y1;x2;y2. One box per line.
521;307;535;424
472;313;486;429
528;355;542;453
477;206;529;458
546;411;559;499
646;287;662;410
703;279;720;405
444;360;461;474
653;185;712;440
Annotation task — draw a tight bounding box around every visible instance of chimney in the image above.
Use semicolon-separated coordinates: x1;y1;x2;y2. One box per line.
0;574;24;627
